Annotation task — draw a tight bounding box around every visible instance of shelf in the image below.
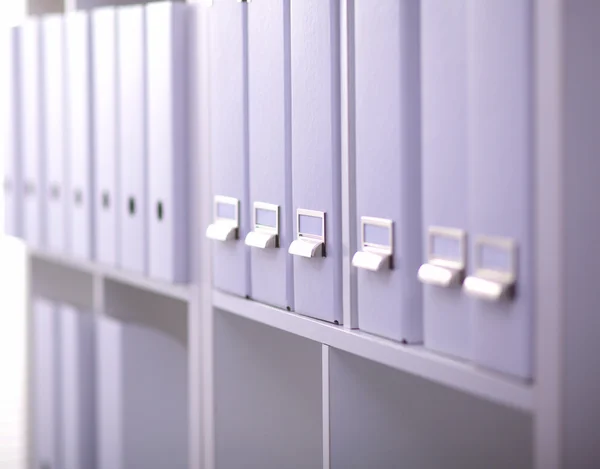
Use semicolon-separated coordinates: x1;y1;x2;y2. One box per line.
30;248;192;302
213;290;535;413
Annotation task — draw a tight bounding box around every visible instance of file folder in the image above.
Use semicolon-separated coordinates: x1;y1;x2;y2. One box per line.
2;27;22;238
352;0;421;341
59;305;95;469
65;12;94;260
42;15;68;253
92;8;119;266
246;0;293;309
289;0;342;323
207;0;249;296
146;2;189;284
466;0;533;379
33;298;61;469
118;5;147;275
19;20;46;248
419;0;469;357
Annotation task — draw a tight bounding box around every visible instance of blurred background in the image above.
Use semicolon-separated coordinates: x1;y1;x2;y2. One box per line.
0;2;28;469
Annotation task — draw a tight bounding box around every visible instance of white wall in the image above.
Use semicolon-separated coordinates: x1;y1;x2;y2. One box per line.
0;3;28;469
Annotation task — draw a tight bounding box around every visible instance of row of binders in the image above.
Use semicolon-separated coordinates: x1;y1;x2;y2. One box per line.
33;299;95;469
204;0;533;380
31;297;188;469
1;3;189;284
2;0;533;380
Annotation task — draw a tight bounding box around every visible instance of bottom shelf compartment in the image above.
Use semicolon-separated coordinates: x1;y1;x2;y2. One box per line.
328;349;533;469
214;310;324;469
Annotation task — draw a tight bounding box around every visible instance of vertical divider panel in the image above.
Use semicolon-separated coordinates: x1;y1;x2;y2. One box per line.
187;4;214;469
194;3;216;469
322;344;331;469
340;0;357;329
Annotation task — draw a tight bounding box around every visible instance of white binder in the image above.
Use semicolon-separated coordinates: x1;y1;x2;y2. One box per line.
466;0;534;379
19;20;45;248
289;0;342;323
246;0;294;309
92;8;119;266
1;27;22;238
65;12;94;260
207;0;249;296
59;305;95;469
95;315;124;469
419;0;469;357
352;0;422;342
118;5;147;275
33;298;61;469
146;2;189;284
42;15;68;253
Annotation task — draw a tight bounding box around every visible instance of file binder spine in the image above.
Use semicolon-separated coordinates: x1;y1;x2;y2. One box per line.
146;3;190;283
59;305;95;469
290;0;342;323
209;0;250;297
43;15;68;252
3;27;22;238
247;0;293;309
20;20;46;248
466;0;534;379
353;0;422;342
92;8;119;266
118;5;147;275
66;12;94;260
421;0;469;358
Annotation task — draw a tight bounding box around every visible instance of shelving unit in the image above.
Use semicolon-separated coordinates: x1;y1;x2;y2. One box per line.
16;1;600;469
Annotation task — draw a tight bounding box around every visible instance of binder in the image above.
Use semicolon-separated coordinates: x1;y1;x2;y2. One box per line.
207;0;249;296
19;20;46;248
2;27;22;238
59;305;95;469
246;0;293;309
33;298;61;469
419;0;469;357
146;2;189;284
95;314;124;469
97;314;187;469
465;0;533;379
91;8;119;266
289;0;342;323
65;12;94;260
118;5;147;275
352;0;422;341
42;15;68;253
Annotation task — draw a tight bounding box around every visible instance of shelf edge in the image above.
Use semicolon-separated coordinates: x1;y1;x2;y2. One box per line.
213;289;535;414
29;249;192;302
